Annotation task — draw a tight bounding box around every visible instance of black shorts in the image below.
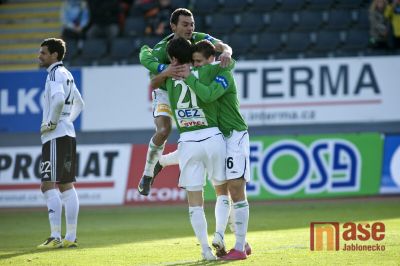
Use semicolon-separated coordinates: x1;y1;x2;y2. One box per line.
41;135;77;184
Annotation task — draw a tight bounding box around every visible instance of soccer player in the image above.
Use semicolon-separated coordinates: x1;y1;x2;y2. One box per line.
37;38;84;249
137;8;233;195
184;40;250;260
145;40;252;259
155;37;228;261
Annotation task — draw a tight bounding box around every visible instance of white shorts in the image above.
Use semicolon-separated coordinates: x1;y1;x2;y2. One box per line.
178;133;226;190
152;89;172;117
226;130;250;182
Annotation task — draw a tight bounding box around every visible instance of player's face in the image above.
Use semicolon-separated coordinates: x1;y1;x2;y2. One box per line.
172;15;194;40
38;46;57;68
192;52;214;67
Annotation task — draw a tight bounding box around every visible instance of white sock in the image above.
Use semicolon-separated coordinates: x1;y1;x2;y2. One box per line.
44;189;62;239
159;150;179;167
228;204;236;233
143;138;165;176
215;195;230;237
189;206;209;252
232;200;249;252
61;188;79;242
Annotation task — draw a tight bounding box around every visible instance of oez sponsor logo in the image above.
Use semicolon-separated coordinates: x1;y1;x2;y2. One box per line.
248;139;361;195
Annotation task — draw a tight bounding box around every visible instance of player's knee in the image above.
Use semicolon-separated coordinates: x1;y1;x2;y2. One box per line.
156;124;171;140
215;183;228;196
228;178;246;202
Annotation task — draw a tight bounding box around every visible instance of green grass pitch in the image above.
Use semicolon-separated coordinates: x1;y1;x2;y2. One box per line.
0;197;399;265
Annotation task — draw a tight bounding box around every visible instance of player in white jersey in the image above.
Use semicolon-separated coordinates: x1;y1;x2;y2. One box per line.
37;38;84;249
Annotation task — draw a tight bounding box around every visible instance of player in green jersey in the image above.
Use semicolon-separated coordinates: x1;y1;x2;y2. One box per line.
141;40;246;258
184;40;250;260
157;37;227;261
138;8;233;196
149;40;251;260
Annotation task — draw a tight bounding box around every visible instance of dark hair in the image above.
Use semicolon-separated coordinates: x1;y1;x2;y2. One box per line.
193;40;216;59
40;38;66;61
170;8;193;25
167;37;193;64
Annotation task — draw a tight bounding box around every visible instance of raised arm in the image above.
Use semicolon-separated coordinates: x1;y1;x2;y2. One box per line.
139;45;166;75
140;45;187;88
214;40;233;68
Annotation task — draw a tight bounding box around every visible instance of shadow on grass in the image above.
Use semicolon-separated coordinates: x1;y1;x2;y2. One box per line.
0;247;66;261
1;196;400;261
164;259;231;266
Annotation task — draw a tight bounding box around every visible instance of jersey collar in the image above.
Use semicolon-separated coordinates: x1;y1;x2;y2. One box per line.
47;61;63;73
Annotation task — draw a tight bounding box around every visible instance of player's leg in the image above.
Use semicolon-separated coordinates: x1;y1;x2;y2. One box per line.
203;133;228;259
144;115;170;176
226;179;249;257
159;149;179;168
212;183;229;257
138;89;172;195
226;201;252;256
59;183;79;248
179;140;219;261
37;139;62;249
187;189;216;261
57;136;79;248
221;131;250;260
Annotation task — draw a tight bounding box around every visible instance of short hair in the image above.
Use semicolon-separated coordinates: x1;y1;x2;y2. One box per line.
170;8;193;25
41;38;66;61
167;37;193;64
193;40;216;59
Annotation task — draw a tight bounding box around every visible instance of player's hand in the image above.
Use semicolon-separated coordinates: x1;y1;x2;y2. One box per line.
180;64;191;78
165;62;187;80
40;121;57;134
218;51;232;68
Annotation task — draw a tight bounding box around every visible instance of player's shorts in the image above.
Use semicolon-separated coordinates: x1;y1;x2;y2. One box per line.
225;130;250;182
41;135;76;184
152;88;172;118
178;133;226;190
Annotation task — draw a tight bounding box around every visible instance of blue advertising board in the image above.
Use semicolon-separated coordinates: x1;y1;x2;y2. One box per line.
380;135;400;194
0;69;82;133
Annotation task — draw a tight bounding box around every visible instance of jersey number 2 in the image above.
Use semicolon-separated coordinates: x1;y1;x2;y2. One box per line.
175;80;198;108
65;79;74;105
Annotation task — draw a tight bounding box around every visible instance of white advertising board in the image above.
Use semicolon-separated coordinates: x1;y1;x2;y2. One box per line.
80;56;400;131
234;56;400;125
81;65;154;131
0;144;131;207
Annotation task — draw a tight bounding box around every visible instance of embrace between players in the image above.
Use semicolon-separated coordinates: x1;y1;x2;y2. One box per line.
35;7;250;262
137;8;251;261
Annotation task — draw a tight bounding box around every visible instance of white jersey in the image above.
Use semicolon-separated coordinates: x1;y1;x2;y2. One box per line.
41;61;83;144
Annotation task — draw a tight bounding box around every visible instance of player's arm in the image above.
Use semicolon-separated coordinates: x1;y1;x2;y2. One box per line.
139;45;167;74
69;86;84;123
208;59;236;74
214;40;232;68
41;80;65;134
184;71;231;103
150;75;167;90
149;63;188;89
140;45;187;88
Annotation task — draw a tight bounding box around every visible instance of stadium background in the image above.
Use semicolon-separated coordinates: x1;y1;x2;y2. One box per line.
1;0;399;207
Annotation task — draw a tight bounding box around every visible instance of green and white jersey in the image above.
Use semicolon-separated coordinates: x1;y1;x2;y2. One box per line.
185;62;248;137
165;76;219;135
139;32;220;75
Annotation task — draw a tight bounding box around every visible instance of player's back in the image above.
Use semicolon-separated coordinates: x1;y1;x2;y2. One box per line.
193;62;248;136
165;75;219;134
